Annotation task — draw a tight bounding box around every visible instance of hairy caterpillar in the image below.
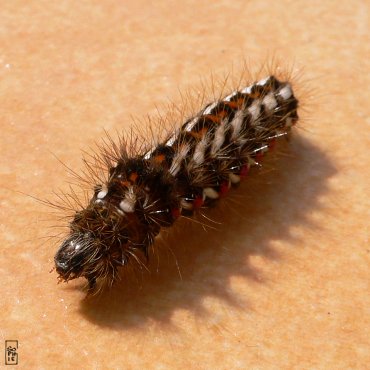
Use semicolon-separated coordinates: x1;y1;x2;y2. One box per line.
53;72;299;293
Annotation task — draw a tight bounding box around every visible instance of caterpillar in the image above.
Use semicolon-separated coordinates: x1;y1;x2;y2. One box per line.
53;73;299;293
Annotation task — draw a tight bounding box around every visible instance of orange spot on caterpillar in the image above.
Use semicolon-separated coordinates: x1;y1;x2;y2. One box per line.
225;100;243;109
205;115;221;124
129;172;138;183
190;127;208;139
153;154;166;164
120;180;130;187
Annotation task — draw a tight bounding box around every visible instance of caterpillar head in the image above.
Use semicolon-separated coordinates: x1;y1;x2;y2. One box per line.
54;233;97;281
54;232;106;290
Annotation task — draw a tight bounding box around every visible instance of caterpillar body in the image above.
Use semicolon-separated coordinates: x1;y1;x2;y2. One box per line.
54;74;299;292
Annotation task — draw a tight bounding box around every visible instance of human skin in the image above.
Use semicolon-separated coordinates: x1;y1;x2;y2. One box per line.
1;1;369;369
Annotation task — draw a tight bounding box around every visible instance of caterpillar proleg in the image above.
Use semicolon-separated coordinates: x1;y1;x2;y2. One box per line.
53;71;299;293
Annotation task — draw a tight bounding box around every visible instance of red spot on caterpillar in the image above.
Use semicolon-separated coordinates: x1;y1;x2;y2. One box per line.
171;208;180;220
240;165;249;178
193;196;204;209
219;181;230;197
255;152;264;161
268;138;276;150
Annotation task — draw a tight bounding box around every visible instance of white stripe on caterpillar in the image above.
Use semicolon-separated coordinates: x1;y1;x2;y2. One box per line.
119;186;136;213
169;143;190;176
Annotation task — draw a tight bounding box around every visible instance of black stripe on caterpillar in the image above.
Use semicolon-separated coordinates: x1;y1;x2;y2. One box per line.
54;74;299;292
